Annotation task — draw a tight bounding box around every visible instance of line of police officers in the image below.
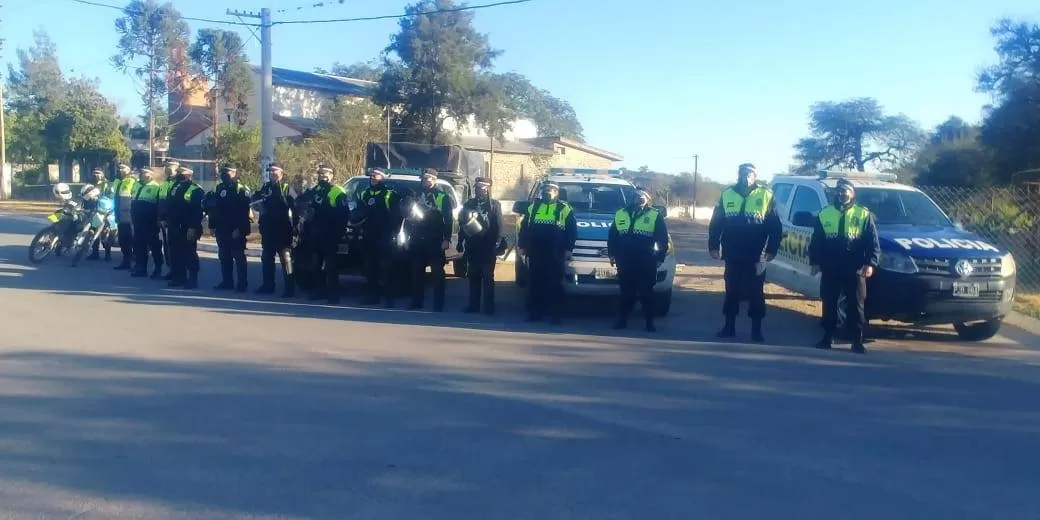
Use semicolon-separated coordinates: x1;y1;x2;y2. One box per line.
708;163;880;353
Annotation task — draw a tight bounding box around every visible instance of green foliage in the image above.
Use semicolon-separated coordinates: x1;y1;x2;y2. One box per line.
43;79;131;162
209;124;261;188
912;117;995;186
5;30;66;117
375;0;500;144
482;72;584;141
5;111;48;164
318;61;385;82
306;99;387;182
793;97;924;174
944;189;1036;236
188;29;253;125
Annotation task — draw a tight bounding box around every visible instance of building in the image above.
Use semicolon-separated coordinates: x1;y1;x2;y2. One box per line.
168;65;622;197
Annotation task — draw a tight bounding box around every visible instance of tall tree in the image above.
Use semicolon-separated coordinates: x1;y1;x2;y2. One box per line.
375;0;500;144
316;61;385;82
307;99;387;179
188;28;253;150
43;78;131;162
912;117;993;186
487;72;584;141
792;97;924;173
111;0;189;166
4;30;65;164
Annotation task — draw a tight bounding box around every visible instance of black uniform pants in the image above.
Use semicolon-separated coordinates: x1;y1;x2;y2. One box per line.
160;225;170;266
116;220;134;266
90;234;111;256
820;270;867;341
527;255;565;320
170;226;199;282
465;253;496;313
215;230;248;287
362;241;395;302
723;260;766;319
618;260;657;323
309;239;340;300
132;219;162;273
260;225;293;287
410;241;446;309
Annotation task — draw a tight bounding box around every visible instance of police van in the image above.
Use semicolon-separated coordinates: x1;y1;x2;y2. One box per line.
511;168;678;315
767;170;1017;341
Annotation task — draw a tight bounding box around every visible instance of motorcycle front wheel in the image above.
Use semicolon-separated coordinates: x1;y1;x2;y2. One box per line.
28;225;60;264
69;229;96;267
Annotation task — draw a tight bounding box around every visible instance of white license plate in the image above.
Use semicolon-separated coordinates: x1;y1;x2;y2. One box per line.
952;282;980;298
593;267;618;280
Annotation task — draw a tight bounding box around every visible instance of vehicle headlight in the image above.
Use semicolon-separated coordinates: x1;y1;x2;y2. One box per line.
1001;253;1016;277
878;251;918;274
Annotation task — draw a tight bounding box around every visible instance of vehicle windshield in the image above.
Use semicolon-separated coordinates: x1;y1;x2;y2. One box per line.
841;187;953;227
345;177;456;204
556;182;638;214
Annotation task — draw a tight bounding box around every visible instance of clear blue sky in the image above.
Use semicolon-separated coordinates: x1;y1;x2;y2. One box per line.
3;0;1038;181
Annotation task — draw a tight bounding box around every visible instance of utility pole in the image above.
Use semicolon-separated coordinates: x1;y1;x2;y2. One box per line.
227;7;273;183
692;154;699;207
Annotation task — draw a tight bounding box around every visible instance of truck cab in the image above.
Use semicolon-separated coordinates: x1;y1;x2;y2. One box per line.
511;168;677;315
767;170;1017;341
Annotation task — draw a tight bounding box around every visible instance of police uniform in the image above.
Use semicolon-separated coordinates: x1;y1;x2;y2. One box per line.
111;164;137;270
253;164;296;297
518;181;578;324
406;169;455;311
359;168;403;307
608;189;668;332
209;166;252;292
157;160;180;278
809;179;880;353
707;163;782;342
457;177;504;315
167;167;205;289
129;169;163;278
305;165;349;304
87;169;112;261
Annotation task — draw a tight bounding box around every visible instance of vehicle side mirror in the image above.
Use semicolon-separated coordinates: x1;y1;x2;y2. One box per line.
512;200;530;215
792;211;815;228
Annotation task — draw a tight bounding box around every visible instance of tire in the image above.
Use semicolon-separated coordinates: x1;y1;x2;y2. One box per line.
28;226;60;264
452;257;468;279
954;319;1002;342
69;230;94;268
652;289;672;317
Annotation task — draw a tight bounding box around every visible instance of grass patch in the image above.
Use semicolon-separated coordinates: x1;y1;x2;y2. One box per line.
1014;292;1040;319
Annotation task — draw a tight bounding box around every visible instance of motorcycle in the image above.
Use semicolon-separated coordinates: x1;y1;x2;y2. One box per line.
68;194;117;267
27;198;87;264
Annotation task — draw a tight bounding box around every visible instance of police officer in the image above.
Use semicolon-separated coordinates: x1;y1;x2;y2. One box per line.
405;168;455;311
111;163;137;270
209;165;252;292
517;180;577;324
167;166;205;289
253;164;296;297
157;160;180;279
130;167;163;279
304;165;348;304
86;167;112;261
457;177;503;315
809;178;880;353
608;187;669;332
708;163;782;343
359;168;403;307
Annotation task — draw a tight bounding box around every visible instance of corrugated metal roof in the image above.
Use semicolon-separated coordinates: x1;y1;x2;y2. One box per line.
457;135;552;155
251;66;376;97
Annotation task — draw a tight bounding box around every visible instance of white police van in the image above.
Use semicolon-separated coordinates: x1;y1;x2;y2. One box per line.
768;170;1017;341
511;168;678;315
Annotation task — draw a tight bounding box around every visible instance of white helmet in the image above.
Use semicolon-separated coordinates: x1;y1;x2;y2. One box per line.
79;184;101;202
52;183;73;201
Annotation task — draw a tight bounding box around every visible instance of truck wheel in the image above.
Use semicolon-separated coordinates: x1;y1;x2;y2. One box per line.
653;289;672;317
452;258;468;279
953;319;1002;341
515;258;528;287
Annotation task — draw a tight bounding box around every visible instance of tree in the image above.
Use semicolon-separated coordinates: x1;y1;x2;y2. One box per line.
912;116;995;186
111;0;190;166
486;72;584;141
317;61;385;82
5;30;66;117
188;29;253;149
208;124;261;188
307;99;387;180
43;78;131;162
792;97;924;173
375;0;500;144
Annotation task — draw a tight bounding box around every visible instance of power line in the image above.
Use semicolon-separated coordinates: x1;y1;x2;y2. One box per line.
67;0;258;26
272;0;534;25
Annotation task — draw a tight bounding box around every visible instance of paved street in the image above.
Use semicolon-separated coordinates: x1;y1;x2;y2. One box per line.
1;213;1039;519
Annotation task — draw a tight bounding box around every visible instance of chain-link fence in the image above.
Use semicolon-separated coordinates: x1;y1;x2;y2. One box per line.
919;185;1040;293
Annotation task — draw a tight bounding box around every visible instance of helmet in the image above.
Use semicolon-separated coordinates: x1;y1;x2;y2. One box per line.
52;183;73;201
80;184;101;202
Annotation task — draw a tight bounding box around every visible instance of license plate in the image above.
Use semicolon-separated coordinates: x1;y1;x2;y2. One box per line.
594;267;618;280
952;282;980;298
46;213;60;223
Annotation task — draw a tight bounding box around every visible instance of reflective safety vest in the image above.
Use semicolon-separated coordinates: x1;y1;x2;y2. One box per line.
115;177;138;197
133;180;161;203
158;179;174;199
361;187;393;209
818;205;870;240
319;185;345;206
183;184;201;201
720;186;773;222
526;200;572;229
614;207;659;236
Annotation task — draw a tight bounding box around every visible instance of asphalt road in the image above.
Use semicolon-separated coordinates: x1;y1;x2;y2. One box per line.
1;213;1039;519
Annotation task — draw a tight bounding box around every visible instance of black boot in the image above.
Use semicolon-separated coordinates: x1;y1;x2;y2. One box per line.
184;274;198;290
815;334;833;349
851;331;866;353
281;273;295;298
256;262;276;294
645;318;656;333
717;316;736;338
751;319;765;343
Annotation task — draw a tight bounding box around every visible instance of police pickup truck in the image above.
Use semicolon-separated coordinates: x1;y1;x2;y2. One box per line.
337;169;465;277
511;168;677;315
767;171;1017;341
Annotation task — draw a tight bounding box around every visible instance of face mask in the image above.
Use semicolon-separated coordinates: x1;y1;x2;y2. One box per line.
637;196;650;208
175;173;187;182
221;173;232;183
541;188;556;200
838;192;853;205
318;176;331;186
476;187;489;199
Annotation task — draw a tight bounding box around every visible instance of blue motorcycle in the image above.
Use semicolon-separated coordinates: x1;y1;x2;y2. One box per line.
69;194;117;267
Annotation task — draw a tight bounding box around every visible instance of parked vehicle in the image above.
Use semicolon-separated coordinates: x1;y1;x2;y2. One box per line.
68;190;117;268
27;183;86;264
511;168;677;316
767;170;1017;341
